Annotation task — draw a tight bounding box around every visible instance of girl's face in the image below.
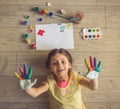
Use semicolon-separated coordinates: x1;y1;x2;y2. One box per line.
49;53;72;79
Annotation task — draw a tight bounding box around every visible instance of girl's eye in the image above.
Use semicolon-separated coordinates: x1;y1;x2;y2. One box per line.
61;60;66;64
51;61;58;66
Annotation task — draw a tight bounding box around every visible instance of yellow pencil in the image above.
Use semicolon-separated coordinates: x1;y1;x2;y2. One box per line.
85;59;92;71
14;72;22;80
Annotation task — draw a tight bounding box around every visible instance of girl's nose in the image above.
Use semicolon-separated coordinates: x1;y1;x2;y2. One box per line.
58;61;62;67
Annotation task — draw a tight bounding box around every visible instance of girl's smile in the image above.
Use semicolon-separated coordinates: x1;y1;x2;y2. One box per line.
57;68;65;73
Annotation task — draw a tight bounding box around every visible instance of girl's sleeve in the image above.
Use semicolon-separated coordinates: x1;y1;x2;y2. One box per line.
42;75;53;89
42;81;49;88
77;73;85;83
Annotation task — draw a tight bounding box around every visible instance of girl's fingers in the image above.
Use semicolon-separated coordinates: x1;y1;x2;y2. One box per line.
94;57;97;70
26;66;33;79
19;67;24;79
23;64;27;79
96;61;101;72
89;56;94;70
14;72;22;80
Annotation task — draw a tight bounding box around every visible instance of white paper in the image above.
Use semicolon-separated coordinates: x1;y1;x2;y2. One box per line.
36;23;74;50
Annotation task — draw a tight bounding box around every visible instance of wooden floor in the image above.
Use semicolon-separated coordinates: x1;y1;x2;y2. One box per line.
0;0;120;109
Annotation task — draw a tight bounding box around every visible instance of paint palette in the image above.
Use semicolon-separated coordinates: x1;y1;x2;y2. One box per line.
82;28;102;40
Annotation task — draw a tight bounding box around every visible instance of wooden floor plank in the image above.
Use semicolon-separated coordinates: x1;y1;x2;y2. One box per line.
111;102;120;109
0;102;50;109
106;6;120;28
0;77;120;102
0;28;119;51
0;0;120;6
0;5;105;28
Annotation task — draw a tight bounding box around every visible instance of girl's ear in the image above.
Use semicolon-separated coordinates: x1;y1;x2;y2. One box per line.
49;65;54;73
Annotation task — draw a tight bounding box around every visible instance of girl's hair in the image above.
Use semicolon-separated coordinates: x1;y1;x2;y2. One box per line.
45;48;72;69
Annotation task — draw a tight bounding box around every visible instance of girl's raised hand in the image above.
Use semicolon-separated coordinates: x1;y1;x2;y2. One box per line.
80;56;101;80
14;64;37;90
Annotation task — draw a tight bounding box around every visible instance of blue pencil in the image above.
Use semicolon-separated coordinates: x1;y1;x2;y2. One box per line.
54;13;78;22
94;57;97;70
23;64;27;79
54;13;69;20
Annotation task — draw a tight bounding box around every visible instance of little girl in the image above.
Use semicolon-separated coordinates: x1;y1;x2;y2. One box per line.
19;48;101;109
